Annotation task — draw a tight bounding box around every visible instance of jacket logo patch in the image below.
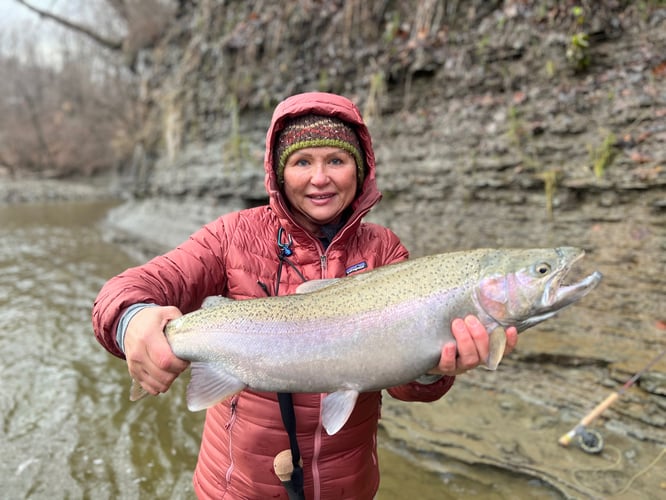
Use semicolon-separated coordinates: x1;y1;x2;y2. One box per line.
345;261;368;275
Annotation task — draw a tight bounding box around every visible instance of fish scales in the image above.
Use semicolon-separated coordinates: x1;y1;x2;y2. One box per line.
168;293;445;390
166;253;478;390
133;247;602;435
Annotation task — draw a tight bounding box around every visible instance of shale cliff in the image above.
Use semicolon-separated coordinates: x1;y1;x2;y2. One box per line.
118;1;665;252
106;1;666;498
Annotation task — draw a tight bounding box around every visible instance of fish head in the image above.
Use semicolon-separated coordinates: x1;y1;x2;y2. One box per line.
475;247;602;332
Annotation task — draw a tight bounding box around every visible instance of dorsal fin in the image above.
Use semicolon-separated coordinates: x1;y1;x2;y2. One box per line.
295;279;340;294
201;295;233;308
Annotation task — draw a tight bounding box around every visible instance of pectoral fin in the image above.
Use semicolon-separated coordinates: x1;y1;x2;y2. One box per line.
129;378;149;401
485;327;507;370
321;389;359;435
186;362;246;411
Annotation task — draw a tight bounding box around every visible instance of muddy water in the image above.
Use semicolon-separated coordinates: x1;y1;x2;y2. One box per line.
0;201;565;498
1;201;200;499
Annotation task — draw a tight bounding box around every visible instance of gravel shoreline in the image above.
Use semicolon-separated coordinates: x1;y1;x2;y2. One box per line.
0;178;119;205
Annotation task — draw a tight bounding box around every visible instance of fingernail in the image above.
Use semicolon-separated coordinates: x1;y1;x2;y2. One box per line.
464;315;478;326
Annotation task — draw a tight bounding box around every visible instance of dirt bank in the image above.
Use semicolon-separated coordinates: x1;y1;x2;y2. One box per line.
0;178;117;205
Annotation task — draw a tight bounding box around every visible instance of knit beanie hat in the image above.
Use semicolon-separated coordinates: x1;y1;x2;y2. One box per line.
275;115;365;186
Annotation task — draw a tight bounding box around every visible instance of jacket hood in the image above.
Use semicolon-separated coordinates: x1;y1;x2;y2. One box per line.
264;92;381;232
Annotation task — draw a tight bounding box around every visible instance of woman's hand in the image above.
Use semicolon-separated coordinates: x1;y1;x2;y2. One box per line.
429;315;518;376
124;306;190;396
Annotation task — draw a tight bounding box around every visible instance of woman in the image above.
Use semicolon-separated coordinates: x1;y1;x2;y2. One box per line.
92;92;518;499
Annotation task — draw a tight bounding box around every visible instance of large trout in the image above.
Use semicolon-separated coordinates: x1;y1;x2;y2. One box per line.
131;246;602;435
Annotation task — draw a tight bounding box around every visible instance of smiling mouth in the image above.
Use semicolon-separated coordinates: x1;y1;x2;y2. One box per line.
309;193;334;200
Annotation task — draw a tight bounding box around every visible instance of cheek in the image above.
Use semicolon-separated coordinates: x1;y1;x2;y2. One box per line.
477;276;510;318
281;182;302;210
337;169;358;194
282;172;305;195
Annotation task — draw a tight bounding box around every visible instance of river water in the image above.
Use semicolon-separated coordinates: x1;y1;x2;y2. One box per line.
0;201;203;499
0;200;563;499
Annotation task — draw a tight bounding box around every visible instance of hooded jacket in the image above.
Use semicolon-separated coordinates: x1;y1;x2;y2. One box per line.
92;92;454;499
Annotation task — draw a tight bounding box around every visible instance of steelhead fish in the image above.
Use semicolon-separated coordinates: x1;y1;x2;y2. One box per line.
131;246;602;435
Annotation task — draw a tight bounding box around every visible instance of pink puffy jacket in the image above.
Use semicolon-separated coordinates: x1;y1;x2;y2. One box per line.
92;92;454;499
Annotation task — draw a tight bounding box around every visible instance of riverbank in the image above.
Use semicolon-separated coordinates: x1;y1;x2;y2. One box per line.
0;178;119;205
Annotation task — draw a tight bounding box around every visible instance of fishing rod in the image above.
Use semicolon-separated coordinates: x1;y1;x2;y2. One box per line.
558;347;666;454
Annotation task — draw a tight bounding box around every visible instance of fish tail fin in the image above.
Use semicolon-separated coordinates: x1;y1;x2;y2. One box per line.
485;327;507;370
129;378;150;401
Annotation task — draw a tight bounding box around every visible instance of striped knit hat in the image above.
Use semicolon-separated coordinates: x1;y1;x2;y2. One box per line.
275;115;365;186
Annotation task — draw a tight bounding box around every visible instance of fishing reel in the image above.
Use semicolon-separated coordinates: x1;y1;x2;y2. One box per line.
559;425;605;454
576;427;604;454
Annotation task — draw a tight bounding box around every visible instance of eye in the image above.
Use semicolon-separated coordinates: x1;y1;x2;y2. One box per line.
292;158;310;167
536;263;551;275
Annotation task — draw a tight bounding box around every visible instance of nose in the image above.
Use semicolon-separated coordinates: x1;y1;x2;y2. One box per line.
310;163;329;185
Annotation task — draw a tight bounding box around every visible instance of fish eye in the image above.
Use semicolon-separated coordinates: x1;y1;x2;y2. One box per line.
535;263;551;275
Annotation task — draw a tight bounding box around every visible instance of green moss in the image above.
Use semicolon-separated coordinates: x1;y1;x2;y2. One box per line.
507;106;527;150
539;169;562;220
224;94;249;166
545;59;556;79
589;131;617;179
566;32;590;72
364;71;386;125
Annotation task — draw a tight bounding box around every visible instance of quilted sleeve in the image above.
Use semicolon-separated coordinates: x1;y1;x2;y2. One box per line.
91;216;231;358
386;375;455;402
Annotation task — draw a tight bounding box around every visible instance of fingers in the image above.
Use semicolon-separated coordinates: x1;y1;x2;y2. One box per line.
452;315;489;370
432;341;458;375
128;336;183;395
429;316;486;376
429;316;519;376
124;306;189;396
504;326;518;354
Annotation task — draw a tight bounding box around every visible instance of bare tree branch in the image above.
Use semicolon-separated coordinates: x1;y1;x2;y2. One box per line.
14;0;123;52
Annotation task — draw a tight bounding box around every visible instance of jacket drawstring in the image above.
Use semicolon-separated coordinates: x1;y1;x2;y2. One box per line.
257;227;306;500
257;227;306;297
276;392;305;500
275;227;306;295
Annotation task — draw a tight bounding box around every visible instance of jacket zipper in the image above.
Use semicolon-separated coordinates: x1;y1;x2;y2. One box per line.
319;254;327;278
224;396;239;487
311;393;327;500
312;253;326;499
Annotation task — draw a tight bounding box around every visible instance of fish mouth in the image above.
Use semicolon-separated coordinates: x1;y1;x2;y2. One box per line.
526;249;603;327
550;249;602;305
548;270;603;310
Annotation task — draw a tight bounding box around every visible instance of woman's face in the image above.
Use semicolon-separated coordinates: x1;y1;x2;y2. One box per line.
282;146;358;234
